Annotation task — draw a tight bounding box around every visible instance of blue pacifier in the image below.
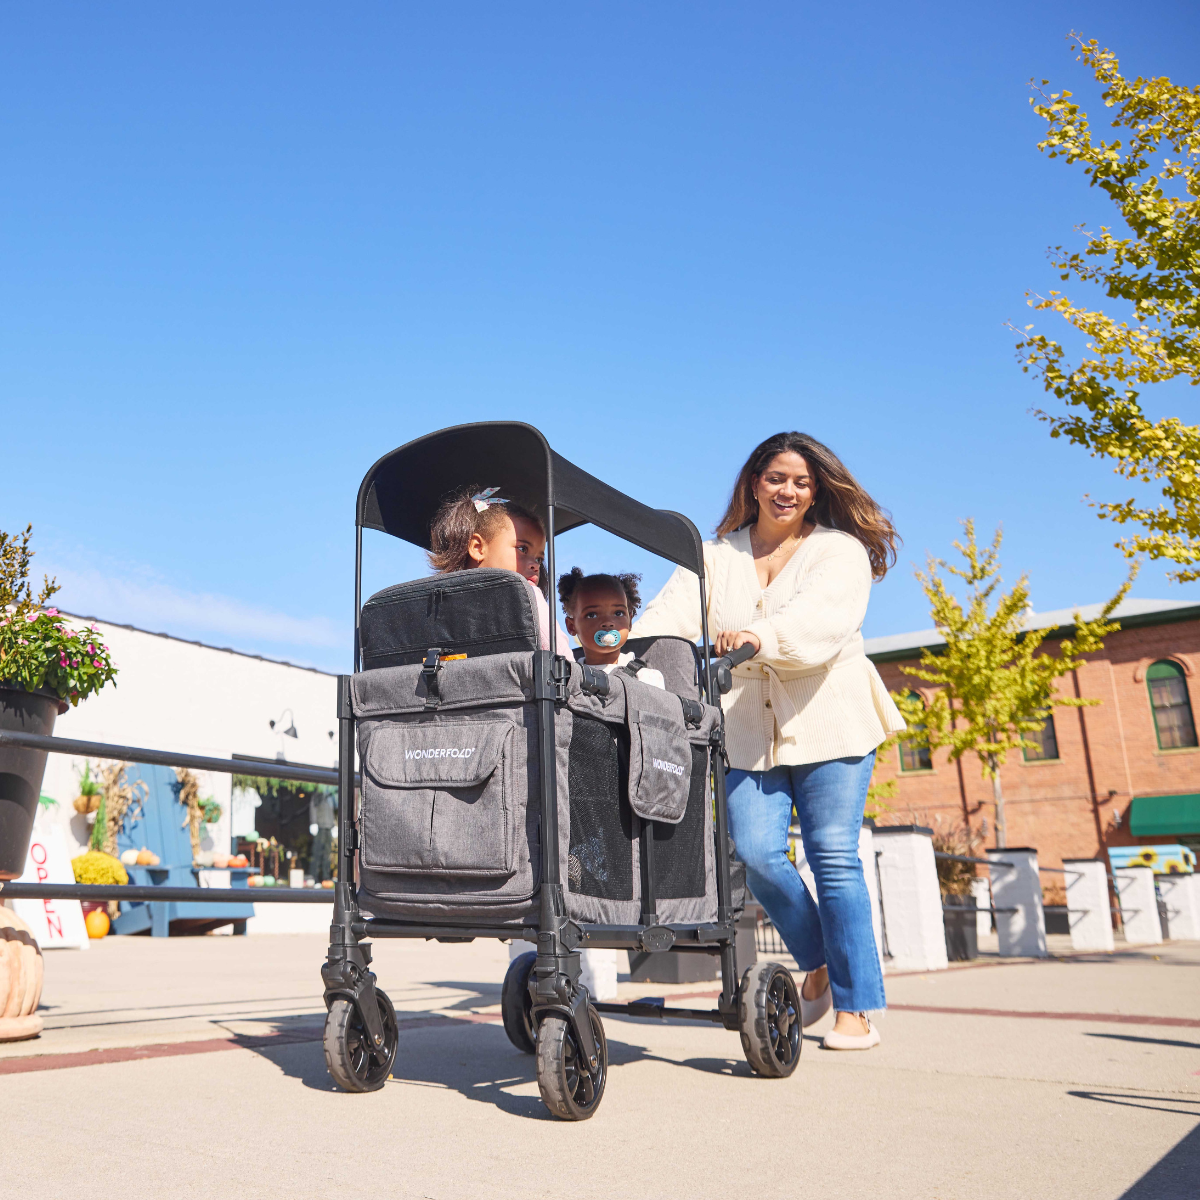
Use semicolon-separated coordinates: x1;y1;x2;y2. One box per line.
594;629;622;648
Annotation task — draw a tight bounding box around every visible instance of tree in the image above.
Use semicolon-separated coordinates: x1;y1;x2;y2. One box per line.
893;521;1133;847
1016;37;1200;580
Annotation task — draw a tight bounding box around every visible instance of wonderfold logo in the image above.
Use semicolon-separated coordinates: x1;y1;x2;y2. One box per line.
651;757;685;777
405;747;476;760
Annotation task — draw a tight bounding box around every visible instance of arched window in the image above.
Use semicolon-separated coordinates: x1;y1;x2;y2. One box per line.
898;692;933;772
1147;660;1198;749
1022;713;1060;761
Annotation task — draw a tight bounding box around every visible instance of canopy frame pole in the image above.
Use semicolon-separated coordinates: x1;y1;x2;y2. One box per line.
353;524;364;673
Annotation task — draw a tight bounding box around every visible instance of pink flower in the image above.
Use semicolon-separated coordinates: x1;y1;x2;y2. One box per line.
93;658;102;668
45;608;59;617
87;644;95;653
72;659;78;667
24;612;38;622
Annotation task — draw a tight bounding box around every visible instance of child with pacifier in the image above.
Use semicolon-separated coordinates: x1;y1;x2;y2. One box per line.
428;486;567;650
557;567;665;690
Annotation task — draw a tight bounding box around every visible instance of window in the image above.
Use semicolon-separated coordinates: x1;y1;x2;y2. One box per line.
1022;714;1060;761
1147;660;1198;749
898;692;933;772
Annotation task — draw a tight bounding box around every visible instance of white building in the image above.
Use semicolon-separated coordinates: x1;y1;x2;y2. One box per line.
42;612;339;864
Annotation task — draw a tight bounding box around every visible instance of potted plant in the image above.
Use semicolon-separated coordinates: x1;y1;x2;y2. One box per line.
1;525;117;878
933;824;981;962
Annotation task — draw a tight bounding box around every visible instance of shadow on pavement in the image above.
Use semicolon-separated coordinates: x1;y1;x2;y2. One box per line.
1068;1090;1200;1117
1118;1125;1200;1200
240;1014;772;1116
1085;1032;1200;1052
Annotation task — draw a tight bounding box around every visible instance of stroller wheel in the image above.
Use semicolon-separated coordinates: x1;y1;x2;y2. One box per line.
738;961;802;1078
324;991;399;1093
536;1006;607;1120
501;951;538;1054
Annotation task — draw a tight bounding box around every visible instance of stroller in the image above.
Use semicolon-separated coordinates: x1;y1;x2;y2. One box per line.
321;422;802;1119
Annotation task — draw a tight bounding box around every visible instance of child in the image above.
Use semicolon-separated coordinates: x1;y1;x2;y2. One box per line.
428;487;567;650
557;567;664;690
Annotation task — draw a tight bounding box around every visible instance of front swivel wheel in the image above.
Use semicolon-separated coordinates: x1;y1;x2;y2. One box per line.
324;990;399;1092
536;1005;607;1120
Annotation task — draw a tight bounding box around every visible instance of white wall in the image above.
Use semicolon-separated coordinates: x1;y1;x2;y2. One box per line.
39;616;339;857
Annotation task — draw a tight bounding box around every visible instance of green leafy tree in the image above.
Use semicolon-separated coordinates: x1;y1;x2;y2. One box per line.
894;521;1133;847
1016;37;1200;580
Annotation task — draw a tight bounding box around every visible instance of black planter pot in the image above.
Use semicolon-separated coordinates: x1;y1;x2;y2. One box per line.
942;893;979;962
0;682;66;880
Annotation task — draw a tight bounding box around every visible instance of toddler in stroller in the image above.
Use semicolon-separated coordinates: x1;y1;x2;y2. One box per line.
558;567;664;690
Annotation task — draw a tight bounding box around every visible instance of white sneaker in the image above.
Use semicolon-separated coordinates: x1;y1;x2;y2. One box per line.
799;975;832;1028
821;1015;880;1051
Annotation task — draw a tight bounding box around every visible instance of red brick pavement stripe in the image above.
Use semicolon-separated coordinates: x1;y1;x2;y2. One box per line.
887;1004;1200;1028
0;1011;503;1077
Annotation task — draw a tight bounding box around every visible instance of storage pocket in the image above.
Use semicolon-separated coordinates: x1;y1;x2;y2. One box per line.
627;710;693;824
361;720;516;877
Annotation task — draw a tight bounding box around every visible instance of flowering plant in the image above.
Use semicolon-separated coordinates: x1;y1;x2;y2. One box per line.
0;525;118;705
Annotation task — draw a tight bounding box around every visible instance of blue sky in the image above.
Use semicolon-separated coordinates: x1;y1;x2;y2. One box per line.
3;3;1198;673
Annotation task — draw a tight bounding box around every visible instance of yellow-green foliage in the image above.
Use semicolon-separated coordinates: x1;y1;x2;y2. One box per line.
71;851;128;886
1017;37;1200;580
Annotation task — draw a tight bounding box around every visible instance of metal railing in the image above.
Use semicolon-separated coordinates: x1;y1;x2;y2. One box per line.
0;730;350;907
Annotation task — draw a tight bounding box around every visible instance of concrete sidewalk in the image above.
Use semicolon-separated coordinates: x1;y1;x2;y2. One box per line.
4;935;1198;1199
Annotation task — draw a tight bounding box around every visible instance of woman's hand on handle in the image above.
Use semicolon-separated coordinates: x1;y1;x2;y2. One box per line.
715;630;761;658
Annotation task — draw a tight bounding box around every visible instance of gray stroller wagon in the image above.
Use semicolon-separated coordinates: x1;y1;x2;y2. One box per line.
321;422;801;1119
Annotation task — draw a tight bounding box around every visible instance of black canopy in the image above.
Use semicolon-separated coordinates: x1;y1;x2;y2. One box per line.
357;422;704;576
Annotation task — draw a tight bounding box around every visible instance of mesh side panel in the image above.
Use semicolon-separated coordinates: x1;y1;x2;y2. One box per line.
653;745;709;900
567;716;634;900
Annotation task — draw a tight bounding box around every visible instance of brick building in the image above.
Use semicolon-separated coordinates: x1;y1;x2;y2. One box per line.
865;598;1200;871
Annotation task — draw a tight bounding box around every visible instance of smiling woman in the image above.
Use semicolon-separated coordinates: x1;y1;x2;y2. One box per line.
632;431;905;1050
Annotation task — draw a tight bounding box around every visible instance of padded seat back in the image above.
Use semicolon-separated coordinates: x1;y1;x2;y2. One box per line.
360;568;539;670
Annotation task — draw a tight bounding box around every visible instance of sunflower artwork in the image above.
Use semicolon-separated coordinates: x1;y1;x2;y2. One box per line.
1108;845;1197;875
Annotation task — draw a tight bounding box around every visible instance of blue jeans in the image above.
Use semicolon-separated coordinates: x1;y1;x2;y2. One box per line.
727;754;886;1013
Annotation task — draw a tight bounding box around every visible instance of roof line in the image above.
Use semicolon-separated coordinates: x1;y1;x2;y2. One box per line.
866;599;1200;664
59;611;339;676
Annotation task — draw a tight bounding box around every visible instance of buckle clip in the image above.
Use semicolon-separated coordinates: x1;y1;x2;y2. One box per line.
421;647;443;710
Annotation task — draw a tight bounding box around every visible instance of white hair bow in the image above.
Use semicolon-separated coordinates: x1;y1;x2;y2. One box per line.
471;487;508;513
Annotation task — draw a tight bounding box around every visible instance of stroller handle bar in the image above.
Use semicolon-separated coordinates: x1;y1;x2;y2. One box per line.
707;641;758;696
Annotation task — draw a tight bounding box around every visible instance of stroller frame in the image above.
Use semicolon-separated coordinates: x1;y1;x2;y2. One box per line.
321;422;800;1114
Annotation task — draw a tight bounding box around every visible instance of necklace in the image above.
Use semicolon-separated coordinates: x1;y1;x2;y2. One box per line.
751;526;801;563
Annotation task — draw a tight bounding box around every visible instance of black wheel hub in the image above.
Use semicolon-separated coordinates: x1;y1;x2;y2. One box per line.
563;1018;605;1110
766;973;800;1068
345;998;398;1087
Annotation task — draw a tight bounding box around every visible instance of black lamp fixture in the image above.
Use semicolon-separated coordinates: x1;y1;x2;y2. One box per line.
270;709;299;739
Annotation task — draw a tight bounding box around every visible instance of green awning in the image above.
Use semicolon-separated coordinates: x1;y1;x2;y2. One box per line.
1130;794;1200;837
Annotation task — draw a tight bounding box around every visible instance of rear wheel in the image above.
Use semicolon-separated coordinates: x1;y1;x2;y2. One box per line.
324;990;398;1092
536;1006;607;1120
739;961;801;1077
501;951;538;1054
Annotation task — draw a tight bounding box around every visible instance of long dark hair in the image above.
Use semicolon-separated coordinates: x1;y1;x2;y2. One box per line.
716;432;898;580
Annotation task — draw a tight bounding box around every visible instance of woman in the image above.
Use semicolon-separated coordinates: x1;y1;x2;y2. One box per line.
632;431;904;1049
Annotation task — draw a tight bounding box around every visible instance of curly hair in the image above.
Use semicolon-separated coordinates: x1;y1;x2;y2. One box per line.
716;431;899;580
427;486;548;596
557;567;643;617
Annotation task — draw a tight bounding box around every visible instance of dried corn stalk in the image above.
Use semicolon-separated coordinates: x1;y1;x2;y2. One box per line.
176;768;205;860
93;762;146;857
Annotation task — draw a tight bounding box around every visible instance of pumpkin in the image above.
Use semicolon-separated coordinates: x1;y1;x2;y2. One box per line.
0;908;44;1042
85;909;110;939
135;848;159;866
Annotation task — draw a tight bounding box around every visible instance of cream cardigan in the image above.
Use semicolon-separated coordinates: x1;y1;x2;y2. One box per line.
631;526;905;770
